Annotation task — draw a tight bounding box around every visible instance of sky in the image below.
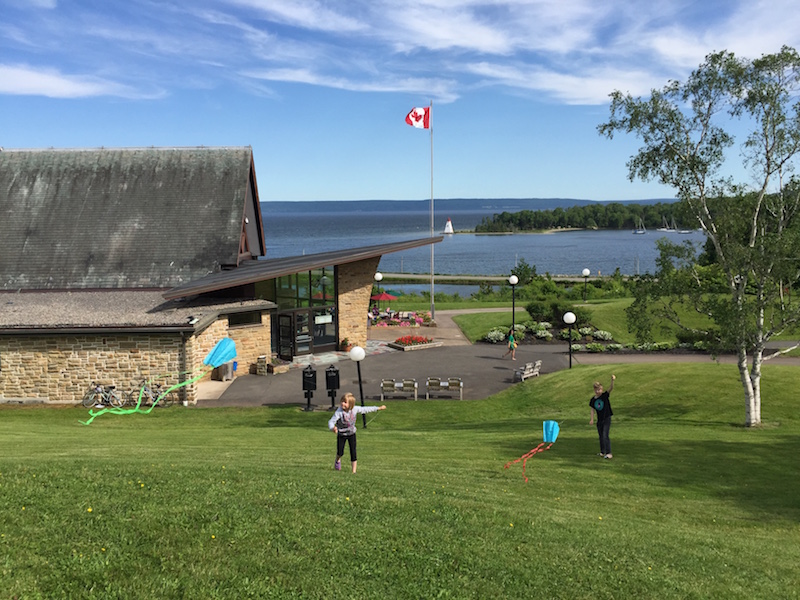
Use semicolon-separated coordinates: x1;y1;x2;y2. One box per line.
2;0;800;202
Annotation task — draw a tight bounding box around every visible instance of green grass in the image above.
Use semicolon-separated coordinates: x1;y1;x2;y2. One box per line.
453;310;515;342
453;298;723;345
2;364;799;598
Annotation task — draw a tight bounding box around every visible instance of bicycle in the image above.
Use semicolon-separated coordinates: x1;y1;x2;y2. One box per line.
82;382;126;409
127;378;176;408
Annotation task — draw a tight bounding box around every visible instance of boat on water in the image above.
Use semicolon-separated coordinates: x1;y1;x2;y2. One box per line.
443;218;454;234
632;217;647;235
656;216;674;232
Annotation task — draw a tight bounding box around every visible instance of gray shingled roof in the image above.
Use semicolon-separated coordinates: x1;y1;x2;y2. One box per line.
0;290;275;332
0;147;256;291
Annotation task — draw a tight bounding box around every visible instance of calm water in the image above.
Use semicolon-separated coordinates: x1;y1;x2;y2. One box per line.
262;207;706;288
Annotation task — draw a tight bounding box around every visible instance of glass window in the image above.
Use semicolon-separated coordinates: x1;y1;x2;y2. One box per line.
229;311;263;328
274;267;336;309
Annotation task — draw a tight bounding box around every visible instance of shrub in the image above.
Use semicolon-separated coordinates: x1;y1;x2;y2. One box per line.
533;330;553;341
484;327;508;344
586;343;606;353
559;328;581;341
607;343;624;352
592;330;614;341
570;343;584;352
525;301;550;322
579;327;593;337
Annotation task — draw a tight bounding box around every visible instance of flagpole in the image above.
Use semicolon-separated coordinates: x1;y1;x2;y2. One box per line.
429;100;435;322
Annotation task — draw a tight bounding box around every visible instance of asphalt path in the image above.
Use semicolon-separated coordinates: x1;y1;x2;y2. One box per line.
197;308;800;409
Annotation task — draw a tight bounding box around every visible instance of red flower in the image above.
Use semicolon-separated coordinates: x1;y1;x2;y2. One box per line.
394;335;433;346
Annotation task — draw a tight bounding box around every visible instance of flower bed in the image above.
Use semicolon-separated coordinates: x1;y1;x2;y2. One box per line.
388;335;443;352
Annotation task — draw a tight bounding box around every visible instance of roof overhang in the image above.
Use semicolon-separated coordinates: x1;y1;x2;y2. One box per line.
163;237;443;300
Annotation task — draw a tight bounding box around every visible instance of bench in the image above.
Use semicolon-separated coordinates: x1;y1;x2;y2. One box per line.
380;378;418;401
513;360;542;382
425;377;463;400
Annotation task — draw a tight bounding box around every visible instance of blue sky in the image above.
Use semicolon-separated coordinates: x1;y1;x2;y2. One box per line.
2;0;799;202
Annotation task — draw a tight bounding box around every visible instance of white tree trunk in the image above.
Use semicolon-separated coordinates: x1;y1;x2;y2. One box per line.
738;345;763;427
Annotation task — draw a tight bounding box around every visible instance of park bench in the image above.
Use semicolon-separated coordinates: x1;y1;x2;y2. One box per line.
380;378;418;401
425;376;464;400
513;360;542;382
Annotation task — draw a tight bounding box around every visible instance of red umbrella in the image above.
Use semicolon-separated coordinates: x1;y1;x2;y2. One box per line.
370;292;398;301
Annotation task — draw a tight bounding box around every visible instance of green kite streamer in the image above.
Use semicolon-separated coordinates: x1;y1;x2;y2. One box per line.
81;338;236;425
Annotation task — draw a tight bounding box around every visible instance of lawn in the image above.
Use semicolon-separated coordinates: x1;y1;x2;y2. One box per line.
2;363;798;598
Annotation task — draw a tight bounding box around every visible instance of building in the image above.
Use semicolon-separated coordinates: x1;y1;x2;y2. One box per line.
0;147;439;404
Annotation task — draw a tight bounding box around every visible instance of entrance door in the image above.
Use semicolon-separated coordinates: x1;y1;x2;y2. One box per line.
277;314;294;361
295;311;311;355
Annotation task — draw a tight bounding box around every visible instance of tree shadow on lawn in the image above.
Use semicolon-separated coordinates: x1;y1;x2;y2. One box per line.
525;433;800;523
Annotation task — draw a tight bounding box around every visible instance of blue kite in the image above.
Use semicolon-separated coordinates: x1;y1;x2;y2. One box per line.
504;420;560;482
82;338;237;424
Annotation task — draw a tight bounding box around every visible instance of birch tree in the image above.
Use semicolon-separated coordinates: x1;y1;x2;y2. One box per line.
598;47;800;426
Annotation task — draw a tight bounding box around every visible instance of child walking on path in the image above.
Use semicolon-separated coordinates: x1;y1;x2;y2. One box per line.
589;374;615;459
502;328;517;360
328;392;386;474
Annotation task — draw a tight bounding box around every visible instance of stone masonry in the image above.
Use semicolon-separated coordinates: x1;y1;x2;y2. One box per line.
337;257;380;349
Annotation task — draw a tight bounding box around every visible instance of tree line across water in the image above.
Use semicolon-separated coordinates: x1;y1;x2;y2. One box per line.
473;201;694;232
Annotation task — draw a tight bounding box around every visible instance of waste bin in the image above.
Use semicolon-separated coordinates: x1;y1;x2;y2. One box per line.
213;361;234;381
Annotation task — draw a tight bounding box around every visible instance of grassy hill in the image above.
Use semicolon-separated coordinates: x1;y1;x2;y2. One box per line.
1;363;798;598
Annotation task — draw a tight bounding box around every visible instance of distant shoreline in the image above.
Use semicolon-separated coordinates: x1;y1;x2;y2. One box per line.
467;227;585;235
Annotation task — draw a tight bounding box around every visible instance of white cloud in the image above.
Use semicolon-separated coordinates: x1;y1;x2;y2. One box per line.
0;64;161;99
4;0;800;105
243;67;459;102
223;0;365;32
464;61;664;105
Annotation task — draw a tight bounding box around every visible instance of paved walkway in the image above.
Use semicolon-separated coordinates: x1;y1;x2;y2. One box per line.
196;309;800;409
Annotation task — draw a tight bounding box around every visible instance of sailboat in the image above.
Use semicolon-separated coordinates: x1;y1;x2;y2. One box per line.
656;216;674;232
443;218;454;234
632;217;647;234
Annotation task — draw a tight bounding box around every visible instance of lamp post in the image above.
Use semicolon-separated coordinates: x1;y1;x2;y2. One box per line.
508;274;519;331
581;268;590;302
374;272;383;311
563;311;576;369
349;346;368;428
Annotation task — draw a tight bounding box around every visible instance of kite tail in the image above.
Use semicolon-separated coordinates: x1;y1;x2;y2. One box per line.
504;443;544;470
80;368;210;425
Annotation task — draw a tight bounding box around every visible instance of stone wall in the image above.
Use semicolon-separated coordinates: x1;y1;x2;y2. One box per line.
0;333;183;404
0;312;271;405
337;257;380;348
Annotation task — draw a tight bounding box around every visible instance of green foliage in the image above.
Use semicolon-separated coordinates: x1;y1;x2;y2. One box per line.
525;300;592;326
599;45;800;425
474;202;691;232
510;257;536;285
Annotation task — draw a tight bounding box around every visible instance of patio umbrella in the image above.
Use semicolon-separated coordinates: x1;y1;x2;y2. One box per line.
384;289;404;297
370;292;398;301
370;291;397;311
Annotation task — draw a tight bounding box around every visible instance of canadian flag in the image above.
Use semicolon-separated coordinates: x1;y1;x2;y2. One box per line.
405;106;430;129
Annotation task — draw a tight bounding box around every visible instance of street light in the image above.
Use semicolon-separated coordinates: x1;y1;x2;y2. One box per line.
508;274;519;331
349;345;368;428
581;268;590;302
374;272;384;312
563;311;576;369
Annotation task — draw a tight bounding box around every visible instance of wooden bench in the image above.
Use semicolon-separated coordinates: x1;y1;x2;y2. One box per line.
425;377;463;400
513;360;542;382
380;378;418;401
